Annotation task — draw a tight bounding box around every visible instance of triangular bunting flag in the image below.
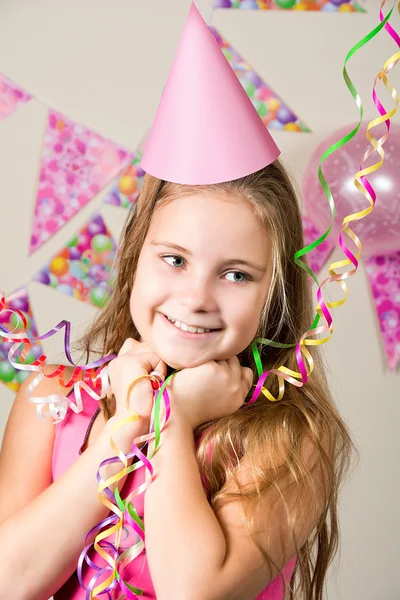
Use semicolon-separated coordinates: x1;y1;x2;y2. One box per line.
103;151;145;209
30;110;133;254
302;215;335;274
0;73;32;124
0;287;44;393
210;27;310;132
213;0;366;12
33;212;117;309
365;252;400;372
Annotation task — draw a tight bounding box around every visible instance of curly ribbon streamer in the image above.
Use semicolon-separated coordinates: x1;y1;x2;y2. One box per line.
77;373;175;599
248;0;400;404
0;292;117;421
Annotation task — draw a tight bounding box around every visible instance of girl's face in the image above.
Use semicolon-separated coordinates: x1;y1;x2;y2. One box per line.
129;192;272;369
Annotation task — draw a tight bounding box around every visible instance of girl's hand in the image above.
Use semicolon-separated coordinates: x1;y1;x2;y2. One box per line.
166;357;253;430
107;338;167;425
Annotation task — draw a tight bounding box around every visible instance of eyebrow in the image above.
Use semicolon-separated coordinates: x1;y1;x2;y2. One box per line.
150;240;266;273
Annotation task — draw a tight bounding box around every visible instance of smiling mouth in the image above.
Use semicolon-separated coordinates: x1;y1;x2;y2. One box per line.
161;313;223;336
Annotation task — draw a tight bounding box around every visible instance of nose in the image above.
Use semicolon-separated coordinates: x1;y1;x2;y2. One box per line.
178;271;218;313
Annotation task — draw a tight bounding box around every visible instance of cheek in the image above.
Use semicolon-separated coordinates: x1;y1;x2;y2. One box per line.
129;284;152;340
231;295;265;340
129;268;147;318
130;262;165;317
232;293;262;326
238;314;260;341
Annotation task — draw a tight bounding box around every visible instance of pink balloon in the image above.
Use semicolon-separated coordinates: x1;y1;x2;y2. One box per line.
303;121;400;258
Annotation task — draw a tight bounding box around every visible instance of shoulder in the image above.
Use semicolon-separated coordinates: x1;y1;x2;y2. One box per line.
0;364;76;525
6;363;77;422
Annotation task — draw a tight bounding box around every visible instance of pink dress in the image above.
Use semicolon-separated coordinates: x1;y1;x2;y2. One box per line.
52;384;296;599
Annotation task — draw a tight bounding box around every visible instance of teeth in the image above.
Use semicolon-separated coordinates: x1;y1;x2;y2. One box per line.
178;321;189;332
166;316;212;334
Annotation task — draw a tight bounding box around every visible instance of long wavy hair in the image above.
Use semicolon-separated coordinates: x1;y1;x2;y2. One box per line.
73;158;357;600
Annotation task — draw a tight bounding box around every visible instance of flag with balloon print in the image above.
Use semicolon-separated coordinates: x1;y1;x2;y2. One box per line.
210;27;310;132
365;253;400;371
33;212;117;310
29;109;133;255
0;288;44;392
213;0;366;12
103;151;145;209
0;73;32;124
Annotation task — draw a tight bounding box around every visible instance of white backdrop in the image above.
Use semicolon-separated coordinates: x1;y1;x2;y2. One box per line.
0;1;398;598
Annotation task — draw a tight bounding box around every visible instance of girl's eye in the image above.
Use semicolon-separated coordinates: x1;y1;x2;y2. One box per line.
225;271;249;284
162;255;185;268
161;255;251;284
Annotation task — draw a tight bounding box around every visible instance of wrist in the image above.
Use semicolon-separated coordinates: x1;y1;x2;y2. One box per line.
147;413;196;477
102;413;151;452
159;413;196;448
167;409;201;434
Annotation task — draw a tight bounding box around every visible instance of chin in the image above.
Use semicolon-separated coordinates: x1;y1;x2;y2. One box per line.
163;354;205;371
153;347;209;371
160;348;234;371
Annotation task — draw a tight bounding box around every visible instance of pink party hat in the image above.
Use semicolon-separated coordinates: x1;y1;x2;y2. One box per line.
140;1;280;185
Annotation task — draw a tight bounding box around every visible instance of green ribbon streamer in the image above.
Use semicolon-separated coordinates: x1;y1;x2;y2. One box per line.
253;1;397;378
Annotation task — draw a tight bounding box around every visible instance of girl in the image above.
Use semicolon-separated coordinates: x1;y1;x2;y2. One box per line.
0;160;354;599
0;3;355;599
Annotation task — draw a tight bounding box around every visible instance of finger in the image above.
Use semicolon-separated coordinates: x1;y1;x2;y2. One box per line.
215;359;229;369
227;355;241;375
137;351;167;375
154;358;167;379
118;338;139;357
133;344;152;355
241;366;254;395
133;344;167;378
119;338;153;357
119;339;166;378
227;356;243;386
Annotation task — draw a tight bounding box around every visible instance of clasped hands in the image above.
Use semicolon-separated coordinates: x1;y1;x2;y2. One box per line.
107;338;254;431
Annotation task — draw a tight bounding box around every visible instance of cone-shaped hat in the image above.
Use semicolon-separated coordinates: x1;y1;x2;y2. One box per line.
140;2;280;185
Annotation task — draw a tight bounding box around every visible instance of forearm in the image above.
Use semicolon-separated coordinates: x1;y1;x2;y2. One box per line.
0;415;149;600
144;416;227;599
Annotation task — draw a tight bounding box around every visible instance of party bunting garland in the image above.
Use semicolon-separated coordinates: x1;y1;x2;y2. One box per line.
0;1;399;596
213;0;366;11
0;74;32;123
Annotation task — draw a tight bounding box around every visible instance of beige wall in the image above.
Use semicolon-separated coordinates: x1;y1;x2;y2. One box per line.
0;1;398;598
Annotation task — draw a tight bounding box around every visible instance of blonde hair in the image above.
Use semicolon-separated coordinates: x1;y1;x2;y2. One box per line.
74;158;356;599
